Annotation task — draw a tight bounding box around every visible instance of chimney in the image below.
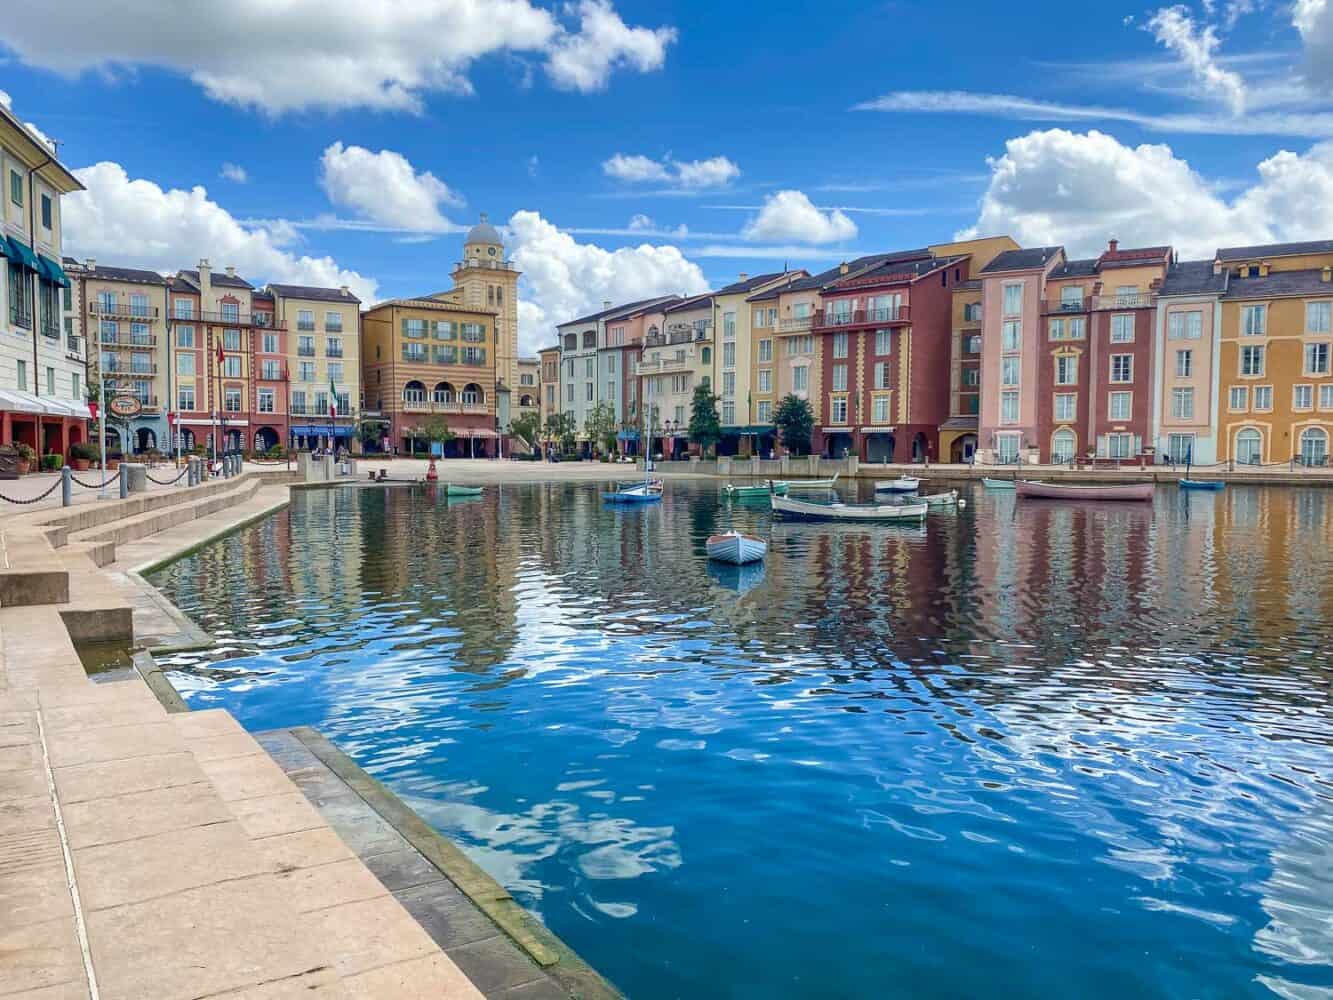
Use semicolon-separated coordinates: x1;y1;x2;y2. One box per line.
225;265;236;278
603;300;611;309
1107;238;1118;254
1322;266;1331;283
340;285;349;296
839;261;849;275
738;272;748;283
1212;259;1223;275
198;258;212;297
85;258;95;272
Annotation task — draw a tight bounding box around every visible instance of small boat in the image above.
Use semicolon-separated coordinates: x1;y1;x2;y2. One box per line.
771;493;928;522
726;481;788;499
1015;481;1154;502
1180;479;1225;491
919;490;960;507
445;484;483;497
785;473;839;491
603;483;662;504
706;530;767;565
875;476;920;493
981;477;1017;490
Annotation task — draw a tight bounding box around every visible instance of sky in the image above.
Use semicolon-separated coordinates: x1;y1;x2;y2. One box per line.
1;0;1331;355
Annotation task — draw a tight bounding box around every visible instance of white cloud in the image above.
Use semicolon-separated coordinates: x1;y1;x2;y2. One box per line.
853;90;1333;138
741;190;857;244
64;161;378;301
1146;6;1246;113
544;0;676;93
628;214;655;230
0;0;673;114
319;142;461;233
0;90;9;109
1295;0;1333;95
219;162;247;183
507;210;707;353
958;128;1333;258
602;153;740;190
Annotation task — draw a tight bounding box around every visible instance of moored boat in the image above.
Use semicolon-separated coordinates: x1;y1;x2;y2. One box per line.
445;484;483;497
771;493;928;522
726;481;788;499
981;477;1017;490
875;476;921;493
1015;480;1154;501
603;483;662;504
785;473;839;491
1180;479;1225;491
706;530;767;565
919;489;960;507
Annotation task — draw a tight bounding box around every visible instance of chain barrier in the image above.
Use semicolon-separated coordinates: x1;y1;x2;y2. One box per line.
69;468;121;490
145;466;189;486
0;477;64;505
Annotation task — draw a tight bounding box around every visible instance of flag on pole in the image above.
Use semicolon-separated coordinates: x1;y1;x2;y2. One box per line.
328;376;337;418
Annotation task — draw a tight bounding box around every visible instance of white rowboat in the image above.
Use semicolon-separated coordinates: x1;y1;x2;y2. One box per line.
919;490;959;506
785;473;839;491
875;476;921;493
771;494;928;522
706;531;768;565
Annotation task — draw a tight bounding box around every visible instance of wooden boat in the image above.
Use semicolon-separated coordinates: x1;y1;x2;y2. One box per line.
919;489;959;507
981;477;1017;490
706;530;767;565
785;473;839;491
603;483;662;504
1015;480;1154;501
771;493;928;522
875;476;921;493
1180;479;1225;491
445;484;483;497
726;481;788;499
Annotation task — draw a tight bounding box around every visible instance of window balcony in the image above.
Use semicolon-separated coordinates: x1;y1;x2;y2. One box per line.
1042;298;1087;314
1092;293;1156;310
40;318;61;339
779;316;813;333
325;346;344;358
297;320;316;332
10;305;33;330
195;310;285;328
811;306;909;332
66;335;82;356
297;346;316;357
89;300;158;320
100;333;159;348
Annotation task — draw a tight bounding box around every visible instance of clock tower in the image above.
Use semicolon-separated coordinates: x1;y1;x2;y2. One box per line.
450;213;521;394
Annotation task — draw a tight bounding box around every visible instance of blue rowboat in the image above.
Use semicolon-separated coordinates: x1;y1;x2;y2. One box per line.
1180;479;1225;491
603;485;661;504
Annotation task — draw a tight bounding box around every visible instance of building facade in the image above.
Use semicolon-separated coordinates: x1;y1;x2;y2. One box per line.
538;346;560;427
448;215;521;394
268;284;362;452
712;271;801;454
1152;260;1228;464
638;294;714;457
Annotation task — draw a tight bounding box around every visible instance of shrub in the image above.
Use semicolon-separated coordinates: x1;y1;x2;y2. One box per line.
15;443;36;462
69;442;98;461
42;453;64;471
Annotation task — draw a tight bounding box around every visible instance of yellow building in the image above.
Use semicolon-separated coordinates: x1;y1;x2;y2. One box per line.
446;215;521;395
1216;241;1333;465
268;283;362;450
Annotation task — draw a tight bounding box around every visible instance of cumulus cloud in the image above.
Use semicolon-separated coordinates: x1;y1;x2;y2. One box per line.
545;0;676;93
64;161;378;301
1295;0;1333;95
1146;6;1246;113
319;142;461;233
741;190;857;244
507;210;708;353
602;153;740;189
628;213;655;230
219;162;247;183
0;0;673;114
959;128;1333;257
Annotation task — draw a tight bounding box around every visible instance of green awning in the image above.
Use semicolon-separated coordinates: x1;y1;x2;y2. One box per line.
37;254;70;288
4;236;39;272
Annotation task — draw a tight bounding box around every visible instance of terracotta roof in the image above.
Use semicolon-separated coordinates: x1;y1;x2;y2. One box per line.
1158;260;1229;297
267;283;360;304
980;247;1063;273
1098;245;1171;265
1225;268;1333;300
1216;239;1333;262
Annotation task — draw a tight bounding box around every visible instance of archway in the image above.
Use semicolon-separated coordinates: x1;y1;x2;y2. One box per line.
135;427;157;453
911;432;929;463
224;428;243;453
1299;427;1328;465
462;383;484;405
519;394;535;408
254;426;279;453
1235;427;1262;465
403;380;426;404
180;429;195;452
824;431;853;458
950;434;977;463
433;382;455;404
1051;429;1076;464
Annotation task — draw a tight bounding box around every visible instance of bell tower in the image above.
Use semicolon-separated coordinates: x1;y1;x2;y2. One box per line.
450;213;521;393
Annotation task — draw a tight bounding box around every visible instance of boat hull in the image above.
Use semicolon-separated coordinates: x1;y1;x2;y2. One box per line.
1016;481;1154;501
981;478;1017;490
706;532;767;565
919;490;959;506
874;478;920;493
771;494;928;522
1180;479;1225;491
603;489;661;504
785;473;839;491
726;482;788;498
445;485;483;497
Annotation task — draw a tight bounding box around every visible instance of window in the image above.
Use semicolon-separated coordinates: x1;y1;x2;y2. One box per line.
325;312;342;333
1110;354;1133;383
1241;345;1265;376
723;342;736;368
224;356;241;377
327;362;343;383
832;333;848;359
721;400;735;424
289;390;305;414
177;326;194;348
1254;385;1272;411
793;365;809;392
223;329;241;351
71;373;80;400
262;359;281;380
1109;391;1132;421
607;380;615;401
40;193;51;230
10;169;23;207
1241;305;1266;336
585;358;594;378
1114;286;1139;305
758;339;773;363
788;335;813;355
721;313;735;340
15;360;25;391
963;302;982;322
326;337;343;358
1110;315;1134;342
606;354;616;374
997;433;1021;463
1168;310;1203;340
1308;301;1331;334
1001;357;1020;386
829;396;846;423
1051;429;1076;464
46;367;55;395
1305;342;1330;375
565;384;574;402
299;361;316;381
1300;428;1328;465
1166;433;1195;464
1294;384;1314;410
129;292;148;317
1049;319;1065;341
433;321;457;341
872;395;890;424
257;389;274;413
1000;390;1019;424
297;309;314;331
757;400;772;423
875;329;892;355
1322;385;1333;410
1001;321;1021;351
1068;317;1086;339
1002;283;1023;316
722;371;735;396
403;318;427;338
586;383;594;401
178;386;195;411
1054;356;1077;386
962;368;980;387
966;334;982;354
1107;432;1134;459
261;333;278;353
1235;427;1262;465
461;323;486;343
1059;286;1083;309
758;370;772;393
1171;387;1194;420
224;389;241;412
873;362;891;389
1054;393;1077;422
832;364;847;391
178;354;195;376
1176;350;1193;378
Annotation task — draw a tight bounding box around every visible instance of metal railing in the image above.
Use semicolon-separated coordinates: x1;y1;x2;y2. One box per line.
195;310;284;328
325;347;344;358
1093;293;1156;310
99;334;157;348
779;316;813;333
89;301;158;319
1041;299;1087;314
812;306;910;331
297;346;316;357
10;305;33;329
403;400;488;415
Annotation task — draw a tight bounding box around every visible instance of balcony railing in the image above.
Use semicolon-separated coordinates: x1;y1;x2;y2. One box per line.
195;310;285;328
290;406;353;418
1093;293;1156;310
89;301;158;320
812;306;910;331
780;316;813;333
40;319;60;339
297;321;316;332
100;334;158;348
325;325;343;334
456;257;515;271
104;362;159;375
1042;299;1087;314
325;346;344;358
10;305;33;330
66;335;82;355
645;327;708;348
403;400;489;415
297;346;316;357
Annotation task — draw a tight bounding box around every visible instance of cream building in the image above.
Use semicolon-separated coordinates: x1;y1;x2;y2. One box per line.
269;283;362;449
447;215;521;395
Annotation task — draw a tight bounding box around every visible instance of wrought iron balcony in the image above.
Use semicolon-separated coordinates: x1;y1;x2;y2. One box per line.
10;305;33;330
195;310;285;328
297;346;316;357
812;306;910;332
1093;293;1156;310
89;301;158;320
780;316;813;333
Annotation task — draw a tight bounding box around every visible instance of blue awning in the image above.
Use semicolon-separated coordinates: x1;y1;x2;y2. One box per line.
37;254;70;288
290;424;352;437
3;236;39;272
616;429;641;441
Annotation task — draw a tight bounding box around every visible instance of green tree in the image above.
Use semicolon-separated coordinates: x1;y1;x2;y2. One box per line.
422;416;455;452
687;383;722;457
544;412;576;455
773;394;814;456
585;402;618;456
510;411;541;453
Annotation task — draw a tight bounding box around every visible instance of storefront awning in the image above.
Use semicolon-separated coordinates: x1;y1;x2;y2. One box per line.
617;429;640;441
0;389;89;418
37;254;71;288
2;236;39;272
722;425;775;435
290;424;353;437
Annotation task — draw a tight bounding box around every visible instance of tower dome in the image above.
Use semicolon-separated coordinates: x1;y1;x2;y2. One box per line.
465;212;502;248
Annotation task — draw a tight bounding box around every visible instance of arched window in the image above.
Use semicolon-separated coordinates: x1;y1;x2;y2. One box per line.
519;394;535;407
462;383;484;405
1299;427;1328;465
701;346;711;365
1051;428;1076;464
1235;427;1262;465
433;382;454;404
403;380;426;403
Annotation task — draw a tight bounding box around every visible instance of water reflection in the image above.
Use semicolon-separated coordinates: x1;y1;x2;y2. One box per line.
154;481;1333;1000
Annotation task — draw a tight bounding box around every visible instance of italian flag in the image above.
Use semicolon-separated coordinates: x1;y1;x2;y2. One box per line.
329;376;337;418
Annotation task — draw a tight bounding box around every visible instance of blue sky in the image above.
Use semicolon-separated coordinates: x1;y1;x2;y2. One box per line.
1;0;1330;352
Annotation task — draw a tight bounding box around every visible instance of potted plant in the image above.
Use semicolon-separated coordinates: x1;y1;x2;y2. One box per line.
69;442;97;471
105;450;123;471
41;453;64;472
15;443;35;474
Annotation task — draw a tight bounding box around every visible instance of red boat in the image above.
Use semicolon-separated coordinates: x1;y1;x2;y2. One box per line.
1016;480;1154;502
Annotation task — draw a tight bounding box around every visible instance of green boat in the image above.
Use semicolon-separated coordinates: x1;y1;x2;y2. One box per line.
445;484;484;497
726;481;788;499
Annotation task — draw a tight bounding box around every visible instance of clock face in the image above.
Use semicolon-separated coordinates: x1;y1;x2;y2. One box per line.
488;246;497;256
